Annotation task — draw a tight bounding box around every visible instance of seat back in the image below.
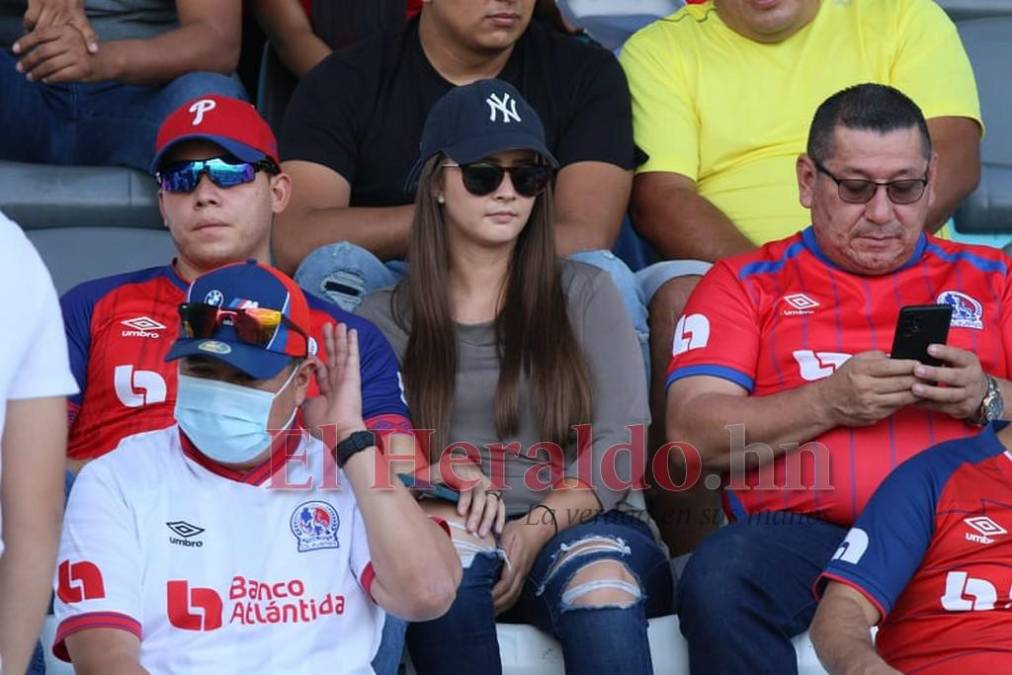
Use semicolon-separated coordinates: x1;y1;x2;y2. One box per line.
555;0;685;51
953;17;1012;234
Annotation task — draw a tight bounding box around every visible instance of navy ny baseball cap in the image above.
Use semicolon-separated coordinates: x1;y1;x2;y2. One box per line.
166;260;317;380
405;79;558;191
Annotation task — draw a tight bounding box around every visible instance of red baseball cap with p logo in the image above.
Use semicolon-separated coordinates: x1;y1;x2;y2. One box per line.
150;95;279;173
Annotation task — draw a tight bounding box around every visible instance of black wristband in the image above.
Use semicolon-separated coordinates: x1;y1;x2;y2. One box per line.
334;430;375;468
530;504;558;537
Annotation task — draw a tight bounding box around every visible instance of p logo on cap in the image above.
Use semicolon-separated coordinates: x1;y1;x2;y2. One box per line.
189;99;218;126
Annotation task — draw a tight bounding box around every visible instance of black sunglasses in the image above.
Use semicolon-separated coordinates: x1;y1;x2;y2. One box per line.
442;161;553;198
813;160;928;205
156;157;278;193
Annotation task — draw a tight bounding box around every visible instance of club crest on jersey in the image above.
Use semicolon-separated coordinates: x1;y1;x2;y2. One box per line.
291;501;340;552
197;340;232;355
938;291;983;330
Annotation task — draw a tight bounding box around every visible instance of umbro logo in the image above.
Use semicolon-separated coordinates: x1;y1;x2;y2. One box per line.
782;294;820;315
121;316;166;338
964;516;1007;545
167;521;205;548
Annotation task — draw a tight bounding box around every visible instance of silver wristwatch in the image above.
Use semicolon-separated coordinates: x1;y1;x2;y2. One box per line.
970;375;1003;426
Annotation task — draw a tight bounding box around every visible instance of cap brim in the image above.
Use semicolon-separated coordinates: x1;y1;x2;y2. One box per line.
151;135;267;174
445;131;559;169
165;338;291;380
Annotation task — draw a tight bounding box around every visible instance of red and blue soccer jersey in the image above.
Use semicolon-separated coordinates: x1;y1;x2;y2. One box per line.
666;227;1012;526
61;264;411;461
816;422;1012;673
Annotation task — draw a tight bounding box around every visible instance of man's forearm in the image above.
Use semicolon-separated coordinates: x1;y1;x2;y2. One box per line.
0;397;66;674
924;116;981;233
341;446;459;617
274;204;414;275
812;595;891;675
0;537;58;673
667;380;837;472
631;180;755;262
91;23;239;85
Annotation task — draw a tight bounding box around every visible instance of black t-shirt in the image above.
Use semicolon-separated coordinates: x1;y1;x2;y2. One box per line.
280;17;637;207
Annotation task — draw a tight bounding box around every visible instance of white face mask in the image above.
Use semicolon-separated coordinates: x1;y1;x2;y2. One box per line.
174;366;299;465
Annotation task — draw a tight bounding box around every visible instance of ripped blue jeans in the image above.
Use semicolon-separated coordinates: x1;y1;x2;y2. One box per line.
406;510;672;675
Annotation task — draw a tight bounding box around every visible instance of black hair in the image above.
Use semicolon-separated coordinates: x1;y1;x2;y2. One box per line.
807;84;932;164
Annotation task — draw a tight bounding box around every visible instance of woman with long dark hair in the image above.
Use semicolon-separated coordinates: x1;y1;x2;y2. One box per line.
359;79;672;674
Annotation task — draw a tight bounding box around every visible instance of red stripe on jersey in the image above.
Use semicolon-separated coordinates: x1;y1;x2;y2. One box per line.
179;426;305;485
428;516;451;538
814;572;889;622
360;562;376;598
53;611;142;662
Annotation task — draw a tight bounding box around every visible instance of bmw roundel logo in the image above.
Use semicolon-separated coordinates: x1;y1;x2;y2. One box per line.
204;290;224;306
197;340;232;355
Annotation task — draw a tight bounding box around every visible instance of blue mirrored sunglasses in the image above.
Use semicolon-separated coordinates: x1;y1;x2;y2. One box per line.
156;157;277;193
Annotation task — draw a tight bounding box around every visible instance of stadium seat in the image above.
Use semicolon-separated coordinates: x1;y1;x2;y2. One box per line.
555;0;685;51
951;16;1012;236
0;160;174;294
938;0;1012;21
403;616;830;675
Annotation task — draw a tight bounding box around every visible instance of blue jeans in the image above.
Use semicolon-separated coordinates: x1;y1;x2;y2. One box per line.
405;511;673;675
0;50;247;171
676;512;848;675
373;614;408;675
294;242;710;380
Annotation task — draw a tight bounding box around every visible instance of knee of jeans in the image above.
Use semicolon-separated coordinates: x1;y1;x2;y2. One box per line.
294;242;390;312
560;559;642;610
675;529;754;612
439;513;499;569
570;250;640;297
162;72;248;107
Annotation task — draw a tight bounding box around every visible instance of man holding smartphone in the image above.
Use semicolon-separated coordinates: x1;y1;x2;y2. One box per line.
664;83;1012;674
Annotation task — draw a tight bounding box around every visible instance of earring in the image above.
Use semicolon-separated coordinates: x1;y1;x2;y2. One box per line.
437;195;445;204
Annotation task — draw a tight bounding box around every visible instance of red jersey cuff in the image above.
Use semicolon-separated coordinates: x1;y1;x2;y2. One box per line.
53;611;141;662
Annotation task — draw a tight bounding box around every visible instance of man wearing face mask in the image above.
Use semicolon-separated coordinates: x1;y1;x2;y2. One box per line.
50;260;461;673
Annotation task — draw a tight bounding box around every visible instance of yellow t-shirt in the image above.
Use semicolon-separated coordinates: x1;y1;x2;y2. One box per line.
620;0;981;245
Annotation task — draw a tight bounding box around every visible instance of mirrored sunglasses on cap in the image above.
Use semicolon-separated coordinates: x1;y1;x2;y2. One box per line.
178;303;308;354
157;157;278;193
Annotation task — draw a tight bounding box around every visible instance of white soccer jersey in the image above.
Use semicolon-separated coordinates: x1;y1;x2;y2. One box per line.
0;213;78;556
54;425;383;674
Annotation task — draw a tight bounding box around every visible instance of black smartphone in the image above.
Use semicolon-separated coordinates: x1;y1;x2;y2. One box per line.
397;473;461;503
890;305;953;366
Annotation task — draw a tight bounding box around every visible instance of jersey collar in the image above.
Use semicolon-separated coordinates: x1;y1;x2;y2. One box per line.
166;259;192;290
179;420;306;486
800;226;927;274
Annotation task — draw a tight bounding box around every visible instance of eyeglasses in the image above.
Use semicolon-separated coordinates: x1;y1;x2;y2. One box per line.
178;303;309;354
813;160;928;205
441;161;552;198
156;157;278;193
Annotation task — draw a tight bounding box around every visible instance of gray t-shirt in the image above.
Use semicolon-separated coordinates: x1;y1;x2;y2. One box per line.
1;0;177;47
359;260;651;517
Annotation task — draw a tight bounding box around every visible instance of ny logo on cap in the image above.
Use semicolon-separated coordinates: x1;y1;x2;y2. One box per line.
487;93;521;124
189;99;217;126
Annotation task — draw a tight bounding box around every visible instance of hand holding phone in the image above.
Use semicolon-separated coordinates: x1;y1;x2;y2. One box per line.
890;305;952;366
397;473;461;503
